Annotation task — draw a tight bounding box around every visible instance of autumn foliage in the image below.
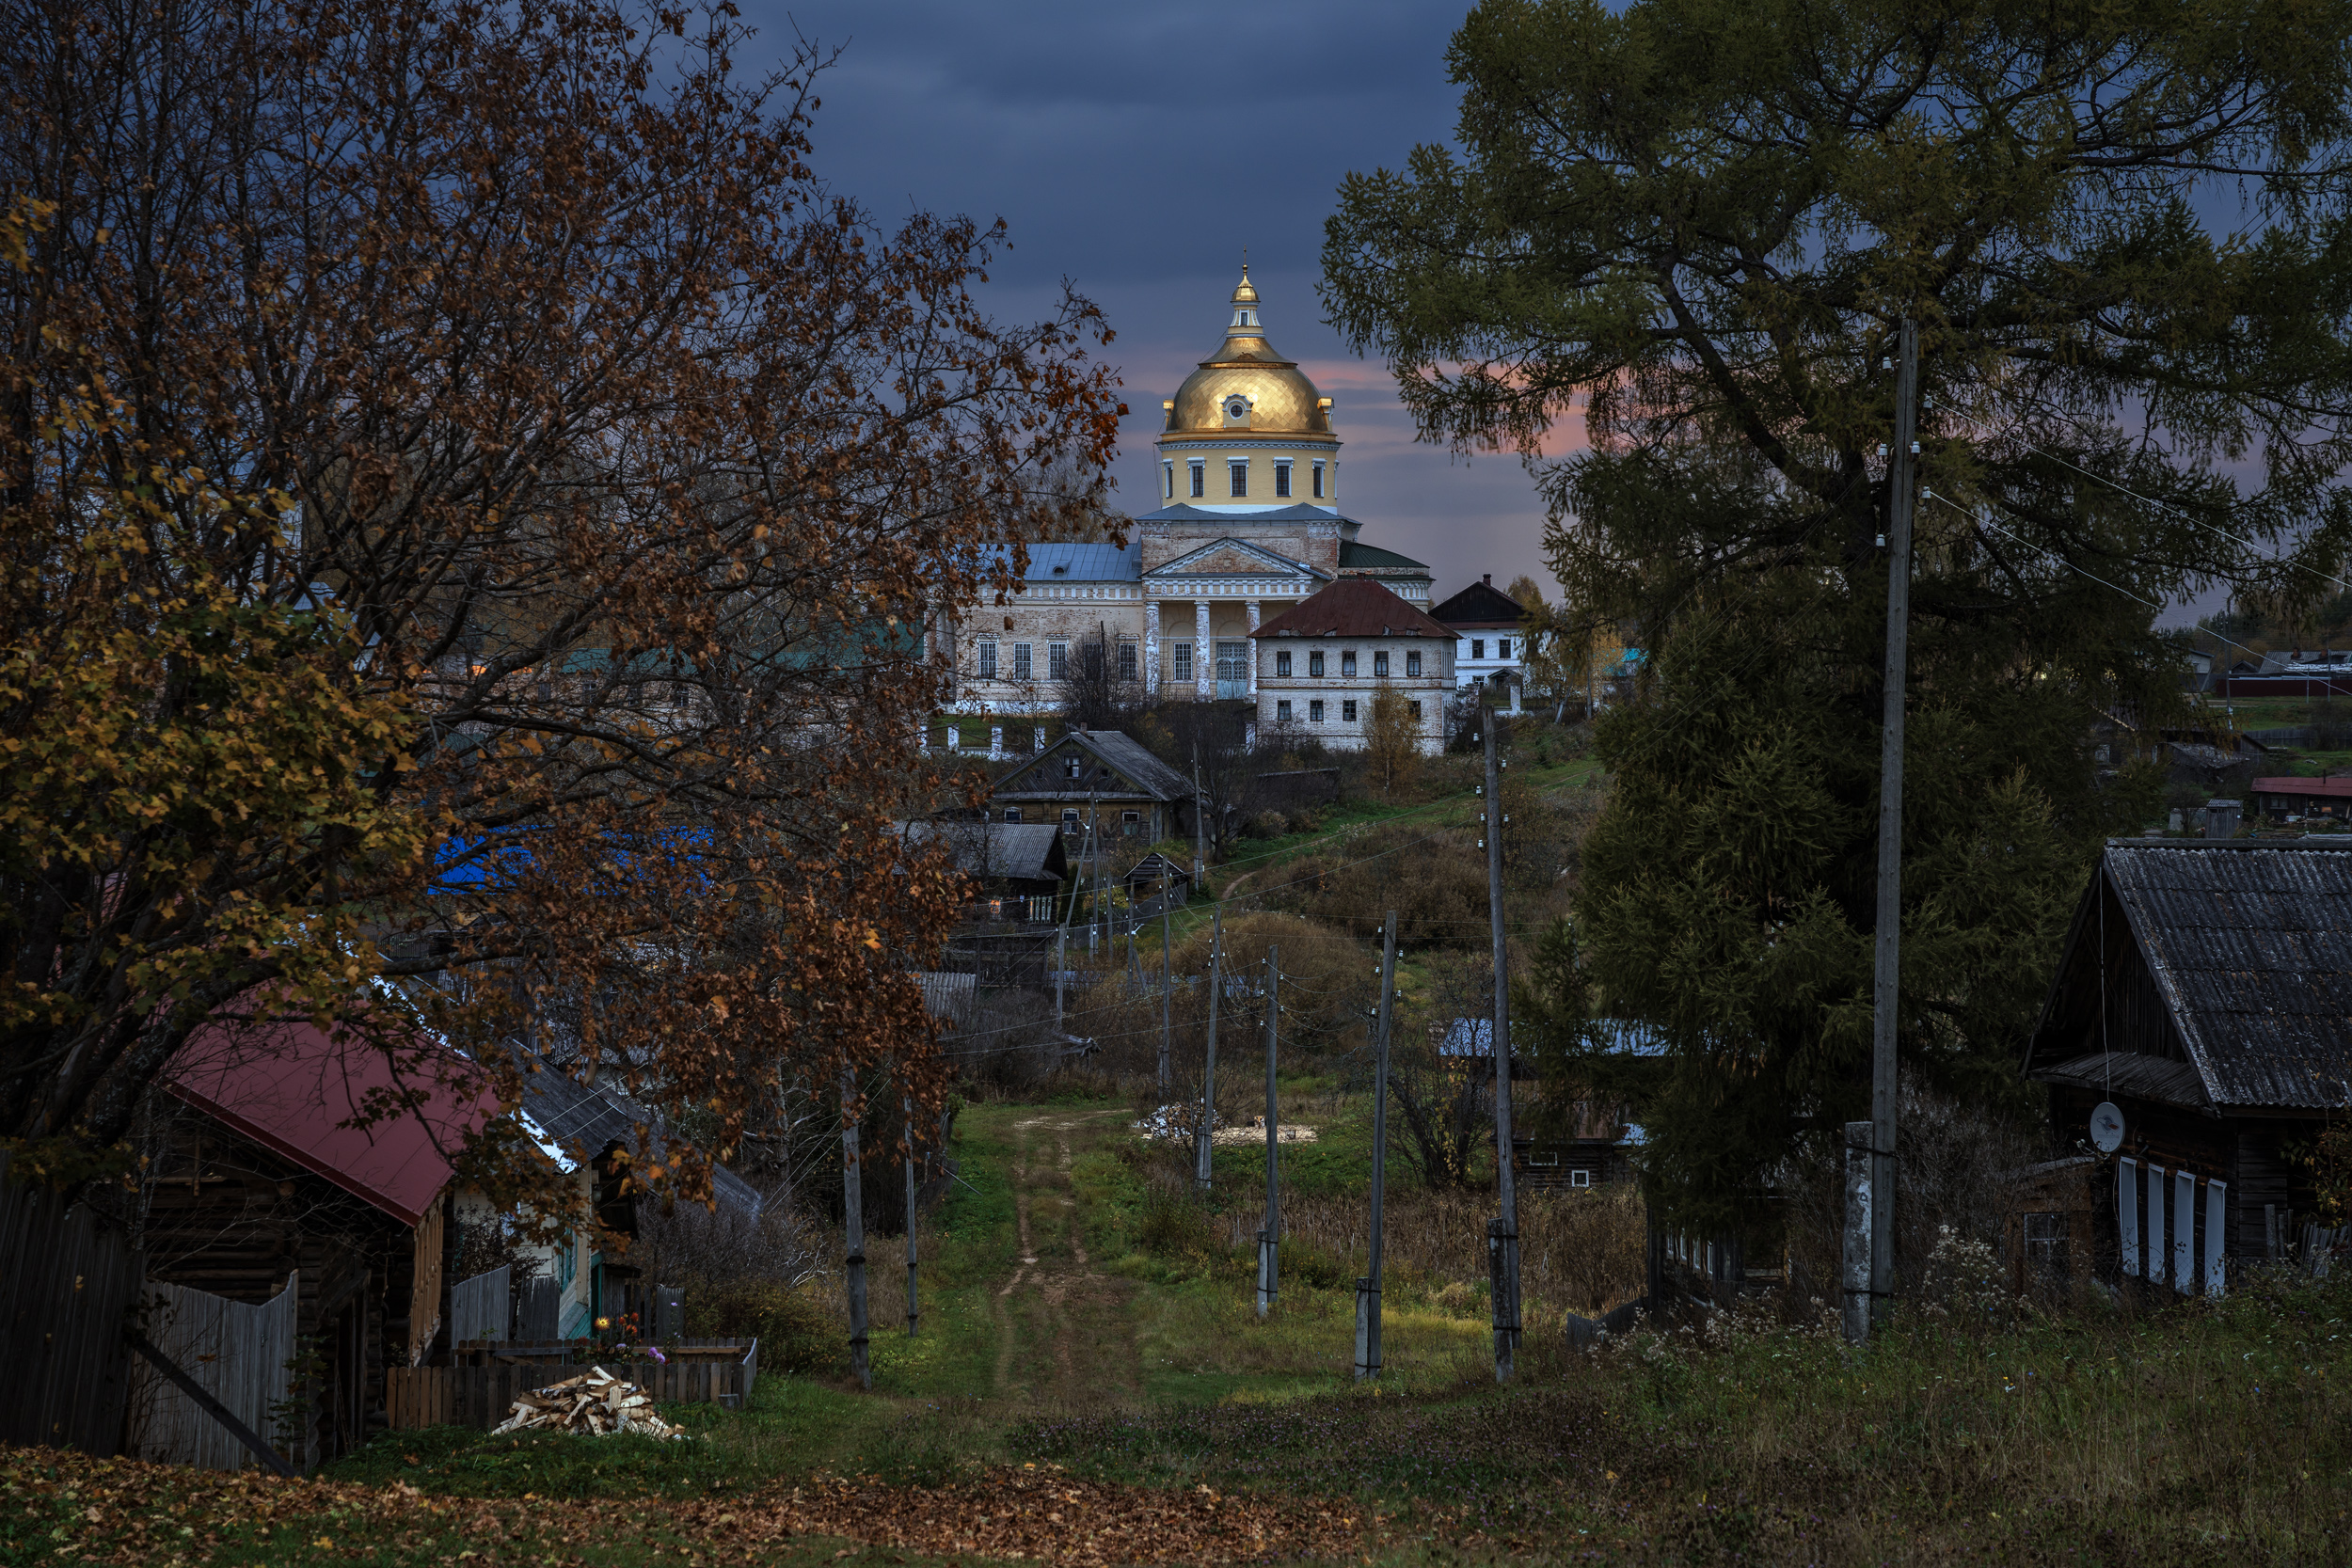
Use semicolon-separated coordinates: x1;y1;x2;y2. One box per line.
0;0;1121;1215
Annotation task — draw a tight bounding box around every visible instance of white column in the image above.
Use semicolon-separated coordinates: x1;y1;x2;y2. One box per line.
989;724;1004;760
1246;599;1262;696
1195;598;1213;699
1144;599;1160;695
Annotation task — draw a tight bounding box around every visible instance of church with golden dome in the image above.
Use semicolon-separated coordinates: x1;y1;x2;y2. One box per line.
944;269;1434;717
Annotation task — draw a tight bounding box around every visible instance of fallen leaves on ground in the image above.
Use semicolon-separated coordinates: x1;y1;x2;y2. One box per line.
3;1444;1376;1565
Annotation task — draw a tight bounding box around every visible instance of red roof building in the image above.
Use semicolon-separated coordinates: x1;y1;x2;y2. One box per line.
1250;578;1454;754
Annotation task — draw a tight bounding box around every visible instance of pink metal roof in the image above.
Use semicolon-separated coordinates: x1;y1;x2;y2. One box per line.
2252;776;2352;798
167;1000;499;1227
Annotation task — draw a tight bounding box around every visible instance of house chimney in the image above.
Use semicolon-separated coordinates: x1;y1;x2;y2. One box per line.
2206;798;2241;839
1483;573;1491;586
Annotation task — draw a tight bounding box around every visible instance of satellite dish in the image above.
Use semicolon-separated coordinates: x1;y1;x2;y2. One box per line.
2090;1101;2126;1154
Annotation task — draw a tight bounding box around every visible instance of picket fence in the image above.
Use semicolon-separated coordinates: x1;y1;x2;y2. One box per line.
126;1275;297;1471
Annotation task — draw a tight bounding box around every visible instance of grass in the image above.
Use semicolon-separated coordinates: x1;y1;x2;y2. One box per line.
17;1089;2352;1565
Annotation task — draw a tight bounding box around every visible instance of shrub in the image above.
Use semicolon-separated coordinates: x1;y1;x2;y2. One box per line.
681;1278;843;1373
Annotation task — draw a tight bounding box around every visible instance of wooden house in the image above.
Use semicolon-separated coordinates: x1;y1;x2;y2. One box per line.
990;729;1202;848
2022;838;2352;1295
144;1005;497;1467
898;818;1071;922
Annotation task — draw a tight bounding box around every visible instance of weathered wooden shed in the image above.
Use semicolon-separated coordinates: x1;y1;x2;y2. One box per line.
2022;838;2352;1292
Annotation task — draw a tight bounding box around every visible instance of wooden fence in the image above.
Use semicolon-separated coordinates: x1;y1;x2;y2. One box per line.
125;1274;297;1471
0;1149;145;1455
449;1264;509;1344
386;1338;757;1431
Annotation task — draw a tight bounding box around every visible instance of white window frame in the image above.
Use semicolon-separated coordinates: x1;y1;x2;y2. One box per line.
1163;461;1175;499
1172;642;1193;683
1117;640;1138;683
977;638;998;680
1188;460;1205;499
1047;641;1069;681
1312;461;1326;498
1274;460;1292;498
1012;642;1033;681
1229;460;1248;498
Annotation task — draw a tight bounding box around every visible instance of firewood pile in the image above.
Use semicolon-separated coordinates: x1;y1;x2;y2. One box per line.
490;1368;688;1439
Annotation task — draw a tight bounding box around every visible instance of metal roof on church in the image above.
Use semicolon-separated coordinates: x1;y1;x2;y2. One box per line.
1134;502;1362;527
975;542;1143;582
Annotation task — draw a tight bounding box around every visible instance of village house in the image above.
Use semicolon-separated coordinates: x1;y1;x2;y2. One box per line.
1430;575;1529;711
2019;838;2352;1296
1251;577;1454;755
897;817;1073;923
989;728;1203;849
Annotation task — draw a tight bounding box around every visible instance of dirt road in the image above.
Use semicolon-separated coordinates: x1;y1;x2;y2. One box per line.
985;1108;1145;1410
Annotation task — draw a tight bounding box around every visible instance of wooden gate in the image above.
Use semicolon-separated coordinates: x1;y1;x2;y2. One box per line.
125;1275;297;1470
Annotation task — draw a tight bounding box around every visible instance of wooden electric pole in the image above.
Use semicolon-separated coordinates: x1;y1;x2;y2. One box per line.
1358;911;1397;1379
1197;906;1222;1192
1160;901;1173;1091
1853;315;1919;1345
1258;945;1280;1318
1483;718;1521;1379
840;1067;870;1388
903;1092;919;1337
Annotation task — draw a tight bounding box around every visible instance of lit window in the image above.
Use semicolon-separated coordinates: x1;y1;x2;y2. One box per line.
1373;650;1390;678
1343;700;1358;722
1117;641;1137;682
1309;651;1326;677
1188;462;1205;499
1172;643;1193;682
1498;638;1512;659
1342;651;1357;677
1406;650;1422;677
1047;641;1069;680
1275;651;1293;677
1012;642;1033;681
1275;462;1292;498
1277;700;1293;721
1229;461;1248;498
1471;639;1485;659
1312;462;1325;499
1309;700;1325;723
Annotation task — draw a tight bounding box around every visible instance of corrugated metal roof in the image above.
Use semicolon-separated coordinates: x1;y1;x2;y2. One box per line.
995;729;1198;803
898;820;1069;883
2106;842;2352;1109
1338;540;1430;572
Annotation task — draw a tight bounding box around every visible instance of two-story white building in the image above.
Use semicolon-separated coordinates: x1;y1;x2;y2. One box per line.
1431;576;1529;712
1251;578;1454;754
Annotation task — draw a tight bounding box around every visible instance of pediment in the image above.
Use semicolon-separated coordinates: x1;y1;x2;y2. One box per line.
1144;537;1327;581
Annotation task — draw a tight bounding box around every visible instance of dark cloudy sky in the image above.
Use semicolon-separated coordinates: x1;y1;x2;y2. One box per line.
734;0;1558;604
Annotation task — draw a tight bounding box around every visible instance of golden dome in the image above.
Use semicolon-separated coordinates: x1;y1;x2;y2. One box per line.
1165;269;1332;436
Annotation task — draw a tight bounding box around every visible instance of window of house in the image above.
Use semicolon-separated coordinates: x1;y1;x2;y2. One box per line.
1309;650;1326;677
1373;650;1390;678
1188;461;1205;498
1312;461;1326;498
1471;639;1486;659
1309;699;1325;723
1003;808;1023;823
1341;651;1357;677
1498;637;1512;659
1229;461;1248;498
1343;700;1359;722
1163;462;1175;499
1121;810;1140;834
1406;649;1422;677
1172;642;1193;682
1047;641;1069;680
1012;642;1033;681
977;638;998;679
1570;1168;1593;1189
1063;754;1083;779
1275;650;1293;677
1117;640;1137;682
1275;461;1292;498
1409;701;1422;721
1061;808;1081;833
557;1232;577;1291
1276;699;1293;721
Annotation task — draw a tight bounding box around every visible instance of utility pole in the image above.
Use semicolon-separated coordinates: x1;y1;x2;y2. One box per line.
1197;906;1222;1191
1853;315;1919;1345
1357;911;1397;1380
840;1066;870;1388
1482;718;1521;1379
1258;945;1280;1318
1086;793;1101;956
1192;748;1205;886
903;1091;919;1337
1160;901;1173;1091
